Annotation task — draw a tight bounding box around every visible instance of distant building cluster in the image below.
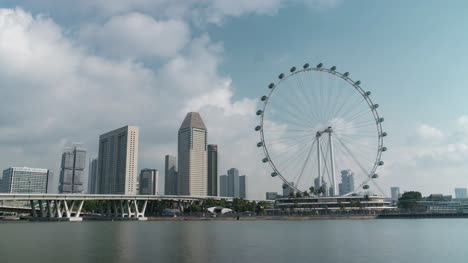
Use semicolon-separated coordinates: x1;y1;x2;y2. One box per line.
219;168;247;198
0;112;249;199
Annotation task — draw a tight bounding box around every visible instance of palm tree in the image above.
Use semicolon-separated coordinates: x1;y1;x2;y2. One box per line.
309;186;315;195
295;192;302;198
288;192;295;199
302;191;310;197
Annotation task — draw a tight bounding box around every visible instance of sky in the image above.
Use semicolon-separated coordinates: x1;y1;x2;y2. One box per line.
1;0;468;199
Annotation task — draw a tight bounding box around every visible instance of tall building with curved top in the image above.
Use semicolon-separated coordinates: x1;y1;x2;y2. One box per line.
177;112;208;196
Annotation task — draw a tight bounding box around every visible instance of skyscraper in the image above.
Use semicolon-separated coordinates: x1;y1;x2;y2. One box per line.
455;188;467;199
164;155;177;195
227;168;239;198
239;175;247;199
177;112;207;196
59;145;86;194
338;169;355;196
390;187;401;203
139;169;159;195
97;125;139;195
220;175;227;197
1;167;51;193
207;144;218;196
87;158;98;194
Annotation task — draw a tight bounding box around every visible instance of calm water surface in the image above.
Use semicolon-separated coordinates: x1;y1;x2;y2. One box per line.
0;219;467;263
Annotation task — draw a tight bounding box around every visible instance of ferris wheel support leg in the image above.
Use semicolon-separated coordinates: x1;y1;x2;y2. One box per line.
329;131;337;197
316;134;322;196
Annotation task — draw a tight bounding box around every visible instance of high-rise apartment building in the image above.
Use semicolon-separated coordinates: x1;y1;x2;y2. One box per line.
1;167;51;193
219;175;227;197
455;188;467;199
177;112;207;196
390;187;401;203
239;175;246;199
87;158;98;194
338;169;355;196
164;155;177;195
97;125;139;195
227;168;239;198
59;145;86;193
207;144;218;196
139;169;159;195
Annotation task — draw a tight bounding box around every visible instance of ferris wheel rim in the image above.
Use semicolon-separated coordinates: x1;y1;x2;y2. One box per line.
257;64;386;196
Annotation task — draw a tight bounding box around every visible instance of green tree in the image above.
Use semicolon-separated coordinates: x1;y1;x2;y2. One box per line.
398;191;422;210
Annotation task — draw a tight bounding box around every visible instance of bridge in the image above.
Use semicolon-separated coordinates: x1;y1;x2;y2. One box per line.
0;194;235;221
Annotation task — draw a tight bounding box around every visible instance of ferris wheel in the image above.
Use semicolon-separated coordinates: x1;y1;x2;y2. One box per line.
255;63;387;197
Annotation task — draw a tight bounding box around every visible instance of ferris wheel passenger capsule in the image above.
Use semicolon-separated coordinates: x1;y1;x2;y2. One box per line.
261;95;267;101
268;83;274;89
290;67;296;72
303;63;309;69
256;110;263;116
317;63;323;68
255;125;262;131
257;142;263;147
378;161;384;166
278;73;284;79
363;185;370;190
355;80;361;85
365;91;371;96
381;147;387;152
378;118;384;123
373;104;379;109
330;66;336;71
381;132;388;137
344;72;350;77
262;158;269;163
372;174;378;179
271;172;278;177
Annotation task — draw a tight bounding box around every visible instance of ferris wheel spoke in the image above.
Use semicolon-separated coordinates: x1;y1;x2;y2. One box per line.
299;71;322;123
335;138;376;164
335;136;371;177
295;138;317;188
279;78;317;125
332;95;366;122
294;73;322;124
340;107;373;125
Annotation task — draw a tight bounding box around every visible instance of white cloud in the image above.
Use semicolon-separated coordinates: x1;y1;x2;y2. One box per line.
414;123;445;143
0;7;279;198
80;13;190;58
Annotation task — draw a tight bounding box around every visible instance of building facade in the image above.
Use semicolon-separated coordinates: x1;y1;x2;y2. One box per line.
207;144;218;196
139;169;159;195
177;112;207;196
338;169;355;196
239;175;246;199
1;167;51;193
219;175;227;197
390;187;401;203
97;125;139;195
87;158;98;194
455;188;468;199
227;168;239;198
59;145;86;193
266;192;278;200
164;155;177;195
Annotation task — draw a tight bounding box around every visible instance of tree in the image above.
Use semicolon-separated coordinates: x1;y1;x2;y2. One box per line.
295;192;302;198
309;186;315;195
398;191;422;210
288;192;295;199
302;191;310;197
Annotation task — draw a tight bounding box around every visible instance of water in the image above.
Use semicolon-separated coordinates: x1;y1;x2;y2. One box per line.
0;219;467;263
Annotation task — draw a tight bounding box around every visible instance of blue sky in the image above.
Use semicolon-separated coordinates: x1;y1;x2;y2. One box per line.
1;0;468;198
